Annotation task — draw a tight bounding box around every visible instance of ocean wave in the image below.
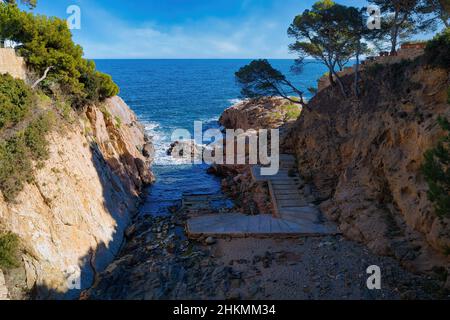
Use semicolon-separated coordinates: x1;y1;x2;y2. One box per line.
201;115;219;123
227;98;243;105
143;120;208;166
144;122;160;131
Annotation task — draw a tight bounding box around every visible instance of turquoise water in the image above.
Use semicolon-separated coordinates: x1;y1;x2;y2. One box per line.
95;59;327;215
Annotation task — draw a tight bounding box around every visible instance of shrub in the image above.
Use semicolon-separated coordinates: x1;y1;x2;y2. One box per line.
282;104;302;120
0;134;34;201
0;74;32;130
421;117;450;218
0;232;20;269
114;116;122;129
0;112;53;202
24;111;54;159
425;27;450;69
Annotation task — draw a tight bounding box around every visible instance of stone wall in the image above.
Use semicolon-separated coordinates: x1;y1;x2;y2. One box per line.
0;48;27;80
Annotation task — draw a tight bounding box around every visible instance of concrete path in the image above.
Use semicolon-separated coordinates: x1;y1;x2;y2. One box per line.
187;212;337;238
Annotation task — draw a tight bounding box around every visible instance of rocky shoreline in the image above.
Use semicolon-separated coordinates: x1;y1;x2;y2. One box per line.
85;96;449;300
85;199;445;300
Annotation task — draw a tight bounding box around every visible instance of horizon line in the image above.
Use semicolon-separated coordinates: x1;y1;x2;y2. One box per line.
88;58;318;60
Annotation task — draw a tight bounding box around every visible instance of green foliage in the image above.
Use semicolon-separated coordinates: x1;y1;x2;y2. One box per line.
235;59;304;104
114;116;122;129
24;111;54;159
282;104;302;120
0;112;53;202
3;0;37;9
421;117;450;217
0;4;119;109
288;1;363;73
99;104;112;119
369;0;424;52
418;0;450;29
425;27;450;69
56;99;73;123
0;232;20;269
0;74;32;130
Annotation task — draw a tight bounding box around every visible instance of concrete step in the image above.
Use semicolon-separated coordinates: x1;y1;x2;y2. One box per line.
186;213;340;238
272;184;302;191
278;199;308;207
276;194;302;200
275;189;302;195
270;180;302;186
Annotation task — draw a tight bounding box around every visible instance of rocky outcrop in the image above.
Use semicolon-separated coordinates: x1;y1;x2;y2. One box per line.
286;60;450;272
219;97;302;131
0;96;154;299
167;140;203;160
214;97;301;216
208;164;272;215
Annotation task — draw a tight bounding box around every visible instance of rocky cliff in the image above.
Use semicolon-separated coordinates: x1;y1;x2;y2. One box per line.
219;97;301;131
286;60;450;272
0;96;154;299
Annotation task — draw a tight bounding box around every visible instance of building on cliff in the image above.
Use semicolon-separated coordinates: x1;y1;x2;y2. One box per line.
0;48;26;80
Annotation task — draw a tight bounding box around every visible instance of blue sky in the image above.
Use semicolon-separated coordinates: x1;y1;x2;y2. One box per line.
31;0;368;59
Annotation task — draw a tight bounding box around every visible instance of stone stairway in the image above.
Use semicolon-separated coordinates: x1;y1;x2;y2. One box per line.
251;154;339;232
185;155;339;238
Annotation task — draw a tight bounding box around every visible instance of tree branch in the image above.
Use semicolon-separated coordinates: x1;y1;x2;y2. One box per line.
31;66;53;89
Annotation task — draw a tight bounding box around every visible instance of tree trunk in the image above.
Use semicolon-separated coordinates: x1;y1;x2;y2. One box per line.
328;69;335;86
32;66;53;89
391;11;400;54
354;39;361;97
331;69;347;98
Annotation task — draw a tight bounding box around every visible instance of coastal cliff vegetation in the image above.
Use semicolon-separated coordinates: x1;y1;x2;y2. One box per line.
0;2;118;109
0;1;123;203
0;0;156;298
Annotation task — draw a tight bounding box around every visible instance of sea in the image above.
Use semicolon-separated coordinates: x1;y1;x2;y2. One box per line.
95;59;327;216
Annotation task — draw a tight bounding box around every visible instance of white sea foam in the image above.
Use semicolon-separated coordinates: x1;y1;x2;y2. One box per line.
201;115;219;123
227;98;243;105
143;120;205;166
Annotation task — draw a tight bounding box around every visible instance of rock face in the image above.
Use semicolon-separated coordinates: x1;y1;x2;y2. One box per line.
219;97;302;131
0;96;154;299
286;60;450;272
167;140;203;160
0;269;8;300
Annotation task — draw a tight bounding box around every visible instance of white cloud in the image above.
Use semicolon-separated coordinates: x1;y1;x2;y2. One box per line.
73;2;294;59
